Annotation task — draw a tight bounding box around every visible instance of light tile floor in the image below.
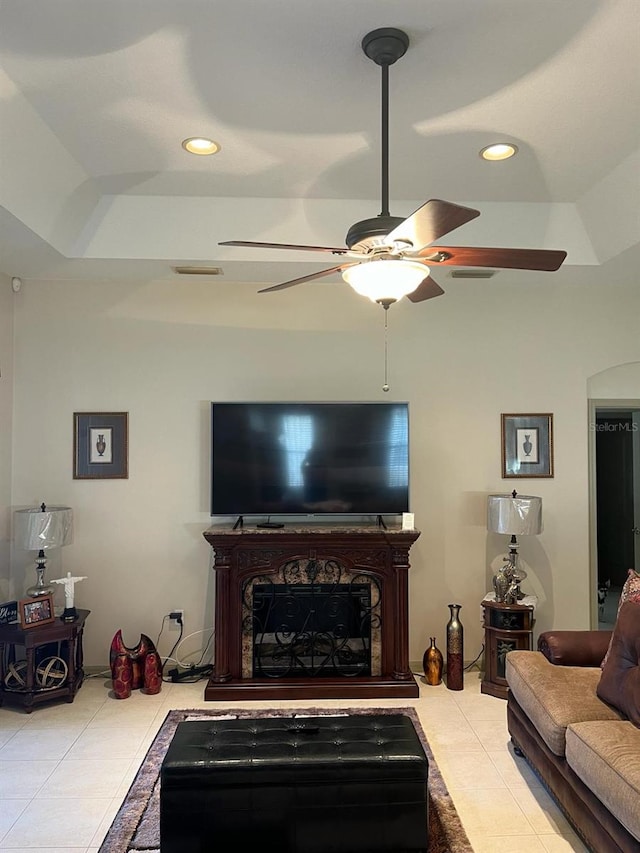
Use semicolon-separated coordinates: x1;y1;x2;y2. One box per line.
0;671;589;852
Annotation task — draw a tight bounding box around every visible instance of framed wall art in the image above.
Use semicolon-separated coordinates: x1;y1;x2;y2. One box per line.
74;412;129;479
501;413;554;478
19;594;55;628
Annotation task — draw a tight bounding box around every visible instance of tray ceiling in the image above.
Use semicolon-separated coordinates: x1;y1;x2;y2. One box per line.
0;0;638;284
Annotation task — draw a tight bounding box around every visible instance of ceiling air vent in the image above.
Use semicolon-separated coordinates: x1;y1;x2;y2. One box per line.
449;269;496;279
172;266;223;276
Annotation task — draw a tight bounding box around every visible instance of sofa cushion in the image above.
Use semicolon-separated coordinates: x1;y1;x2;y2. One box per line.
506;651;623;756
566;720;640;842
597;600;640;727
602;568;640;668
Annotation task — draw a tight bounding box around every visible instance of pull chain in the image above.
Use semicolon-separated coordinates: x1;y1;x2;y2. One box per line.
382;302;390;392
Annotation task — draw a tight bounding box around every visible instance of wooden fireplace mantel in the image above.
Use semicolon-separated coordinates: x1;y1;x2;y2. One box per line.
202;525;421;701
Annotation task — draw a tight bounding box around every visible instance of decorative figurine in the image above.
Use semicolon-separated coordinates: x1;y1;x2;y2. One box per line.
50;571;87;622
493;558;520;605
109;630;162;698
493;561;511;603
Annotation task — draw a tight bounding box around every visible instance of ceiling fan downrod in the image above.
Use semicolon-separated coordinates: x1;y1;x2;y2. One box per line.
361;28;409;219
345;28;409;250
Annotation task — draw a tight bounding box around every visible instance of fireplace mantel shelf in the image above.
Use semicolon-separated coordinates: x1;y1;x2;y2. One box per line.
203;525;421;702
205;524;417;536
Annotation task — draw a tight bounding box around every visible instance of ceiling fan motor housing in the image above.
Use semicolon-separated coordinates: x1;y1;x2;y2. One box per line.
345;215;405;251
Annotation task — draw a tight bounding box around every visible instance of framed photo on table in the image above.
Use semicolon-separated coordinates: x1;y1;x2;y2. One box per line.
501;413;553;478
74;412;128;479
19;594;55;629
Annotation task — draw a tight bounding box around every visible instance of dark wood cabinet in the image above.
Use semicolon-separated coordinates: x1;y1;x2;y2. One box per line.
481;598;535;699
0;610;89;712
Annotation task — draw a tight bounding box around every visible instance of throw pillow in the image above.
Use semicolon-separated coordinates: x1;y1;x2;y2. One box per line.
601;568;640;668
597;600;640;727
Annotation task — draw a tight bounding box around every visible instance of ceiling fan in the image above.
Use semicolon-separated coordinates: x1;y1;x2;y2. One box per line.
220;28;567;306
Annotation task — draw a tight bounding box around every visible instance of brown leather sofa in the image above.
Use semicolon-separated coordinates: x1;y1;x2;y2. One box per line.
506;627;640;853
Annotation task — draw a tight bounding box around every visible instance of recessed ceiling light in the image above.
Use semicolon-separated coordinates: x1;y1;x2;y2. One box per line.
181;137;221;156
479;143;518;161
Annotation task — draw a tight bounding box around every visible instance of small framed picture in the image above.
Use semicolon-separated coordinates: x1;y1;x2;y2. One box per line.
74;412;128;479
19;594;55;629
501;413;554;478
0;600;18;625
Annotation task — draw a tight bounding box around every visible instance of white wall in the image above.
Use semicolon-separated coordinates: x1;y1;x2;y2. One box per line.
9;267;640;668
0;275;14;601
588;362;640;398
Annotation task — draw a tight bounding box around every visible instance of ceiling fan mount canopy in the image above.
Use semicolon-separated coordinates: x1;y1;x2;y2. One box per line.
219;25;567;302
361;28;409;67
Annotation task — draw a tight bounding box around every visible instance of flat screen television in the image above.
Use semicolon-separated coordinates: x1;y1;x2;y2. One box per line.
210;402;409;517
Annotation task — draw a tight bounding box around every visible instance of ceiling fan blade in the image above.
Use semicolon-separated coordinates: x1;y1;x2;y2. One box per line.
406;276;446;303
258;263;359;293
421;246;567;271
219;240;348;255
386;199;480;250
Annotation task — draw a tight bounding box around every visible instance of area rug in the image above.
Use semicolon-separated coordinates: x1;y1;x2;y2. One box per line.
98;706;473;853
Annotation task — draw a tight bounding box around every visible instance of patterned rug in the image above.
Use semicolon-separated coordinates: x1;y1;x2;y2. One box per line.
98;707;473;853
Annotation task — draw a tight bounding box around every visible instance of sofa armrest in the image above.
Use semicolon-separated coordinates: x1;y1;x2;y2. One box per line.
537;630;612;666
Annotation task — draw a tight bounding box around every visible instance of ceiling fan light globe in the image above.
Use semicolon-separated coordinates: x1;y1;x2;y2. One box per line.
342;260;427;303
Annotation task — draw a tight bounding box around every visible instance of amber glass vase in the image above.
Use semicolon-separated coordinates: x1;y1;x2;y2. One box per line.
423;637;444;685
446;603;464;691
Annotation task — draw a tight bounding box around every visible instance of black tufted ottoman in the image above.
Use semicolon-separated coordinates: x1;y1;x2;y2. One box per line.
160;714;429;853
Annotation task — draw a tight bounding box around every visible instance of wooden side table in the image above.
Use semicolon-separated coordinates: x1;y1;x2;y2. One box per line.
481;596;536;699
0;609;89;712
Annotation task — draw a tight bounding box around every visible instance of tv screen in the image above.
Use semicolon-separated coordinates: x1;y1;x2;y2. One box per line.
211;402;409;517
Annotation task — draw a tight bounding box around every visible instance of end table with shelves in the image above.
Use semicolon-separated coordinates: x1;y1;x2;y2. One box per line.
0;609;89;712
481;595;536;699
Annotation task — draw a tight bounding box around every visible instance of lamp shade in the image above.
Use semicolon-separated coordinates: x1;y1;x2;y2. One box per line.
487;494;542;536
342;259;428;302
14;506;73;551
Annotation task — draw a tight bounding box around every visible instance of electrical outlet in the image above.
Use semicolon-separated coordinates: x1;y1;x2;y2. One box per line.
169;609;184;629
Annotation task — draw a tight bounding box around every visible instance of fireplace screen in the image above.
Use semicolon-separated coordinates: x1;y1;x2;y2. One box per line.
244;559;379;679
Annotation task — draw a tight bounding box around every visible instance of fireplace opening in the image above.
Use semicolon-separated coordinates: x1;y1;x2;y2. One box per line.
252;583;372;678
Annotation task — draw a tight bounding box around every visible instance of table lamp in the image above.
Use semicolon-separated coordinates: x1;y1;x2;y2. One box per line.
14;503;74;598
487;490;542;601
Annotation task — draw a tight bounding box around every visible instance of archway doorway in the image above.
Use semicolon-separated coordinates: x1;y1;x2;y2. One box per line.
590;403;640;628
587;361;640;629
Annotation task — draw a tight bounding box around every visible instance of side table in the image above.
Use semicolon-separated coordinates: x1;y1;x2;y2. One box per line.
0;609;89;712
481;595;536;699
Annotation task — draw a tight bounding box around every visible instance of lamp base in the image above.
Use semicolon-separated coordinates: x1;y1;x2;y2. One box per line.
27;555;55;598
27;584;55;598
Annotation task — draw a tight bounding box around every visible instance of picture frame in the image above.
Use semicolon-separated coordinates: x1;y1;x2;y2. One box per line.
74;412;128;479
501;413;554;478
0;600;18;625
18;594;55;629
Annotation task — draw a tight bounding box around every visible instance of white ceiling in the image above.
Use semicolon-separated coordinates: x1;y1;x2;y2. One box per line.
0;0;638;286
